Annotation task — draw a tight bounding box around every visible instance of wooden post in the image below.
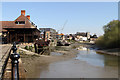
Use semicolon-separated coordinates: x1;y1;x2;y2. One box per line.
34;43;37;53
24;33;25;42
7;32;9;43
15;33;17;42
10;33;11;43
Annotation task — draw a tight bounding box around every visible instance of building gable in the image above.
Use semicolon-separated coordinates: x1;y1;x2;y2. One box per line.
1;10;37;29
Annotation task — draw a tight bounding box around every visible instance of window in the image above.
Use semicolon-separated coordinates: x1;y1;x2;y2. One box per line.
19;21;25;24
15;21;18;24
15;21;25;24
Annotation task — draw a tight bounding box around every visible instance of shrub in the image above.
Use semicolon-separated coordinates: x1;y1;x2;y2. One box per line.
24;46;29;50
29;46;33;51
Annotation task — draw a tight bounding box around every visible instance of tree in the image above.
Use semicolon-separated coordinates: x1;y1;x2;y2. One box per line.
95;20;120;48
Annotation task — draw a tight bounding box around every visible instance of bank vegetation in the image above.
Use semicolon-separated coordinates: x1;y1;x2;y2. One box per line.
95;20;120;49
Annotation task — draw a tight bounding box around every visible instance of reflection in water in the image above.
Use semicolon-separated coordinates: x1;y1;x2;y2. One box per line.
76;50;105;67
38;46;118;78
76;47;118;67
103;54;118;67
76;46;89;50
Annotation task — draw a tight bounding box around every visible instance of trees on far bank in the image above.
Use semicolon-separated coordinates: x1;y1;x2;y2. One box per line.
95;20;120;48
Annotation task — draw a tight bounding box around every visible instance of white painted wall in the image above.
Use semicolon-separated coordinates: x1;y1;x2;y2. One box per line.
82;37;87;41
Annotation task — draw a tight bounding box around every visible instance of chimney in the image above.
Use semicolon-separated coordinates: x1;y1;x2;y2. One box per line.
21;10;25;16
26;15;30;20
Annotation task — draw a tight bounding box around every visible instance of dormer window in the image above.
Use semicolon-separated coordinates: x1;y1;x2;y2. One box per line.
15;21;25;24
15;21;18;24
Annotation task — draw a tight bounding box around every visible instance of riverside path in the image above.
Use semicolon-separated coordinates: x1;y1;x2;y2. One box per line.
0;44;12;79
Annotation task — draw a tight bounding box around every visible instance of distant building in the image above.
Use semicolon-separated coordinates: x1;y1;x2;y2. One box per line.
57;33;65;40
1;10;40;43
82;37;88;41
86;32;90;39
90;34;98;41
75;32;90;41
76;32;87;37
39;28;57;40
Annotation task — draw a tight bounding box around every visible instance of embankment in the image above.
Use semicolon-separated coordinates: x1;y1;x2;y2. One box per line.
96;48;119;56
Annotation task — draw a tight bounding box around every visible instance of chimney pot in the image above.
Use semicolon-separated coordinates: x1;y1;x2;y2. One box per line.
26;15;30;20
21;10;25;16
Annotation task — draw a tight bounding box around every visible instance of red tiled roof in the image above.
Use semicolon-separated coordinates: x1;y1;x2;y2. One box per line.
1;15;37;29
1;21;14;28
57;33;64;35
15;15;26;21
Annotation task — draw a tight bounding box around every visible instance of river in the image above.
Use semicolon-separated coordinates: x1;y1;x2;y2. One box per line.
36;46;118;78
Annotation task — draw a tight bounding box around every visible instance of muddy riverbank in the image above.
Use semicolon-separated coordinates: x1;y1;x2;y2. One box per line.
19;44;79;78
19;43;118;78
79;42;120;56
96;48;120;56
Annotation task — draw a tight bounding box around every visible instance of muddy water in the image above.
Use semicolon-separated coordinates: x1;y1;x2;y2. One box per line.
38;47;118;78
76;49;118;67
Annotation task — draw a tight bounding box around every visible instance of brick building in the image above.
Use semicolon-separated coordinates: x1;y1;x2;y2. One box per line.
1;10;40;43
39;28;57;40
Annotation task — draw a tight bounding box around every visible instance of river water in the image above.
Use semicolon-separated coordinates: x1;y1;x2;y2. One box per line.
39;47;118;78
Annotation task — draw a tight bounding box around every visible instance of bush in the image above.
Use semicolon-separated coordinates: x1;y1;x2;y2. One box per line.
95;36;105;48
24;46;29;50
67;39;71;42
29;46;33;51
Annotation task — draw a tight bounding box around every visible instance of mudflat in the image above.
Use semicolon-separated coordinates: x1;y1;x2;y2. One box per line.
19;44;79;78
19;43;118;78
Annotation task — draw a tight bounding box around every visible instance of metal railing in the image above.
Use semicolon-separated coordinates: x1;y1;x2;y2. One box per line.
10;42;20;80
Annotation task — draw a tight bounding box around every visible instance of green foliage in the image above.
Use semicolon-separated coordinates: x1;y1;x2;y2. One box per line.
95;36;105;47
29;46;33;51
67;39;71;42
95;20;120;48
24;46;29;50
24;45;33;51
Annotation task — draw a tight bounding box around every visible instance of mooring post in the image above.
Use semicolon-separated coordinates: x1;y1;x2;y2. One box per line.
34;43;37;53
10;42;20;80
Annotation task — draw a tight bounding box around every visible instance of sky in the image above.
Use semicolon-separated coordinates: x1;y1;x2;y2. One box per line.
1;0;119;2
1;2;118;36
